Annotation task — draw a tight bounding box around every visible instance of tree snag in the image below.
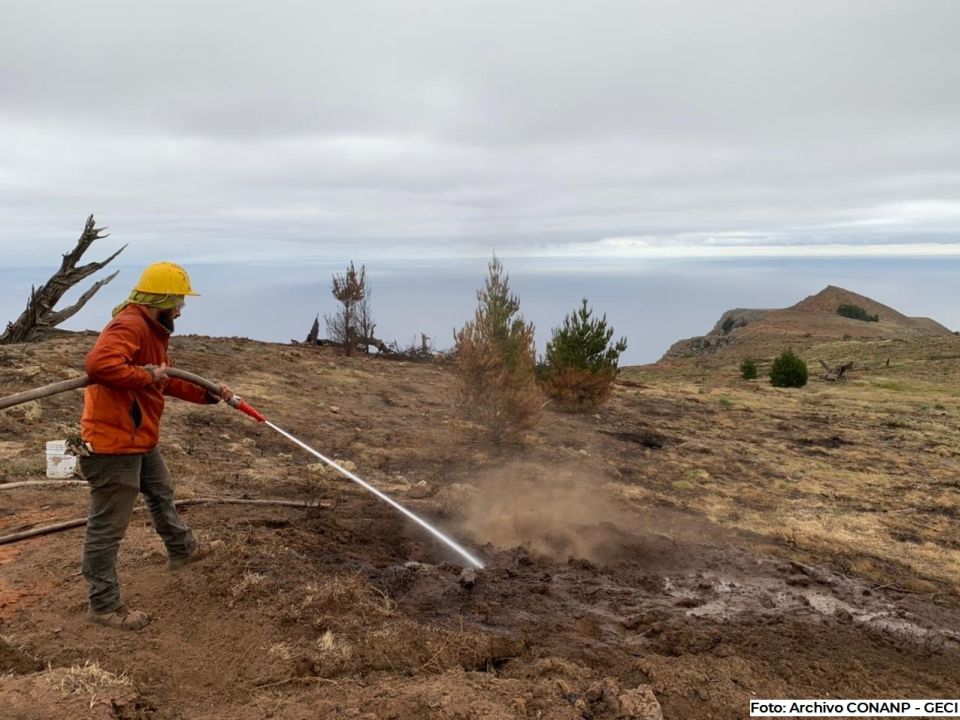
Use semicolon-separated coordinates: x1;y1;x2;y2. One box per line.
297;313;393;354
819;359;854;381
325;261;368;356
0;215;125;344
305;315;320;344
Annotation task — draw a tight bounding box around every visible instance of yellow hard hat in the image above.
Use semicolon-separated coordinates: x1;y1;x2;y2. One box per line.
134;262;199;296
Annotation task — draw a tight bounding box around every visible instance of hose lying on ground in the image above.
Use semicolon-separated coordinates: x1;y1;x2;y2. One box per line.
0;497;333;546
0;480;88;490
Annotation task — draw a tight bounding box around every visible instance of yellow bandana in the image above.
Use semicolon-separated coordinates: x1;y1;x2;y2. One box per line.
112;290;185;317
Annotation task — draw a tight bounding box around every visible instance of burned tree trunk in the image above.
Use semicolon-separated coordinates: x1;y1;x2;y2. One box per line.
819;359;854;381
305;315;320;344
0;215;125;344
356;334;390;354
297;317;393;355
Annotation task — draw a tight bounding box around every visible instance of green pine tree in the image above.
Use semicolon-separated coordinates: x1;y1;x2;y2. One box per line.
769;349;808;388
541;298;627;411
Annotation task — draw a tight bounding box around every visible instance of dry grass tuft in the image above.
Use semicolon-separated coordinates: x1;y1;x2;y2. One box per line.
231;571;267;598
54;661;132;695
267;642;294;661
299;574;395;621
317;629;336;653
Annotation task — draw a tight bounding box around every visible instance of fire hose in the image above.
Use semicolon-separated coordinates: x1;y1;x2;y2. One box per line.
0;370;484;568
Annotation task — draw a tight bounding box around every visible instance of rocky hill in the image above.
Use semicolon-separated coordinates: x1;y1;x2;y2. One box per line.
662;285;953;360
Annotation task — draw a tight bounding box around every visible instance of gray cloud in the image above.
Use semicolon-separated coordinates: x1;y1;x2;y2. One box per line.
1;0;959;264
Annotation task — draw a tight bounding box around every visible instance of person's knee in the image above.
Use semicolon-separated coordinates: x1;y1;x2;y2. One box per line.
87;492;139;544
139;449;173;494
85;524;130;551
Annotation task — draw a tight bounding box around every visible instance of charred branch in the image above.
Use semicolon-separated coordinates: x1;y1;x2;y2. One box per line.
819;359;854;381
297;315;393;355
305;315;320;344
0;215;125;344
295;318;447;362
297;334;393;354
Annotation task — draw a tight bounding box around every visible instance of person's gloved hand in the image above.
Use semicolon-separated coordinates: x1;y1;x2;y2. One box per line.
206;383;234;404
144;363;169;384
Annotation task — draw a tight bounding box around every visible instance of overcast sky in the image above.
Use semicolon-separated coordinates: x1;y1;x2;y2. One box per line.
2;0;958;266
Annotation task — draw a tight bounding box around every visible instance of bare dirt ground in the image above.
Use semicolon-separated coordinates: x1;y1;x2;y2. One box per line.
1;331;959;719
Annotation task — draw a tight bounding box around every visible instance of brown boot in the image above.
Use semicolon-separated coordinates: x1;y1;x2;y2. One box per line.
87;605;150;631
168;540;225;570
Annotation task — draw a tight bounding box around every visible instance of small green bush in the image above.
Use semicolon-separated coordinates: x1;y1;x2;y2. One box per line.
540;298;627;412
769;350;808;388
739;359;758;380
837;304;879;322
721;317;735;335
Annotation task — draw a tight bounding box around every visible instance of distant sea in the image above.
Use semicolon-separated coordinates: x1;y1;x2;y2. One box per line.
2;257;958;365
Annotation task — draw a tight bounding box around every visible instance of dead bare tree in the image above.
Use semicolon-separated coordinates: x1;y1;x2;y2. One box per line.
296;264;397;354
0;215;125;345
819;359;854;381
324;261;367;356
355;295;376;353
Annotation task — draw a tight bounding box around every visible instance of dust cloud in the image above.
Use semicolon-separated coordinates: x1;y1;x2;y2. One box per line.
454;462;633;564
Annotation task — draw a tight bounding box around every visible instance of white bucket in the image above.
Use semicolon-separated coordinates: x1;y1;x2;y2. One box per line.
45;440;77;479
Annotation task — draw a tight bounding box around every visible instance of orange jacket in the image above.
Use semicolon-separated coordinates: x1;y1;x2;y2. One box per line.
81;305;213;454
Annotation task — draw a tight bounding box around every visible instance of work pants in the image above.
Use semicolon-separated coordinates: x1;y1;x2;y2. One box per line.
80;447;196;613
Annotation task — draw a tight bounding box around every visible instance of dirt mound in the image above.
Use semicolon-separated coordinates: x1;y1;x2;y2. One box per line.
0;636;43;674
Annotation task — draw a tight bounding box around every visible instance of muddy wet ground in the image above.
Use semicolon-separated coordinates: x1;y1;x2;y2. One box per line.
3;482;959;719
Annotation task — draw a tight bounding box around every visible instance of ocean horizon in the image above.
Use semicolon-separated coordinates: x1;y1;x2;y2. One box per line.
2;256;957;365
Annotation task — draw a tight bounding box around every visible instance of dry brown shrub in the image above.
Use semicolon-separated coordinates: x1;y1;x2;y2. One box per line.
454;256;541;444
541;366;616;412
455;329;542;444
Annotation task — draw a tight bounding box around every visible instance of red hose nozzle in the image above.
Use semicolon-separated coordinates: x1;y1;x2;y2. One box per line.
228;396;266;422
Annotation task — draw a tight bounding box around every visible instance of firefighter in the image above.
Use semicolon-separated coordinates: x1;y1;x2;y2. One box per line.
80;262;233;630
